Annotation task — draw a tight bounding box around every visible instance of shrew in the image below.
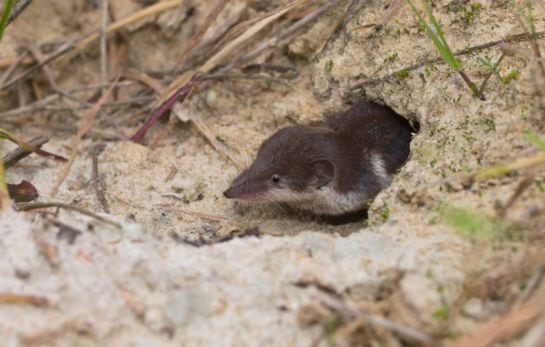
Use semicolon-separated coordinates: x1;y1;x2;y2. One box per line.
223;101;415;216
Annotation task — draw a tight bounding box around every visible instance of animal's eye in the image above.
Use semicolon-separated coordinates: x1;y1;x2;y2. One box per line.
271;174;280;183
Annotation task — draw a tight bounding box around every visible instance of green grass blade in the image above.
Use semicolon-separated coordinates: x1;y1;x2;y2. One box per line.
406;0;460;71
476;57;502;81
0;0;14;43
423;0;447;47
525;132;545;152
0;156;9;210
512;0;536;35
423;0;460;70
0;0;15;210
439;204;505;239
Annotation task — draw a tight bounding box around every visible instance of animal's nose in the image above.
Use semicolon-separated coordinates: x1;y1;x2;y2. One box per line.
223;188;234;199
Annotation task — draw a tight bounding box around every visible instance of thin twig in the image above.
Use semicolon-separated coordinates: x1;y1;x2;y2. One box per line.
43;96;154;112
478;53;506;96
73;0;183;57
313;290;440;346
498;168;538;219
24;42;59;90
219;0;340;73
130;73;202;142
315;0;359;56
100;0;109;91
90;144;110;213
1;41;74;90
2;136;48;168
174;108;244;170
0;51;27;89
352;30;545;89
64;80;135;94
1;1;180;90
451;294;545;347
515;266;545;308
171;226;260;247
110;193;230;222
459;70;486;100
16;201;121;228
0;94;59;119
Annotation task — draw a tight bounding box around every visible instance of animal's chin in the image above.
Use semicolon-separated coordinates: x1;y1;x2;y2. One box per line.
228;196;271;203
226;188;313;204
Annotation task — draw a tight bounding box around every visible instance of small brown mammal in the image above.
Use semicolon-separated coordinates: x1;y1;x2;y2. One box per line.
223;101;414;216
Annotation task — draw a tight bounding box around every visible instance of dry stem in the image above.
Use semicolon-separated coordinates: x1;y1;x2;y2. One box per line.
16;201;121;228
50;77;118;197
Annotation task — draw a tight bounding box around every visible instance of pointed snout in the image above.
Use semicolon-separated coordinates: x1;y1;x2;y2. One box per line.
223;186;236;199
223;179;265;200
223;182;246;199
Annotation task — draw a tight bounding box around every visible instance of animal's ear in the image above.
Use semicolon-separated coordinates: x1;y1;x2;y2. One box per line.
311;160;334;188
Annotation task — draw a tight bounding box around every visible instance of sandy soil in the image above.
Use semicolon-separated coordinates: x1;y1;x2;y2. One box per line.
1;0;545;346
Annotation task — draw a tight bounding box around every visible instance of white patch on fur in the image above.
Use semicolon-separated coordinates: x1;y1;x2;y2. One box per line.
268;186;370;215
247;162;394;214
370;153;390;188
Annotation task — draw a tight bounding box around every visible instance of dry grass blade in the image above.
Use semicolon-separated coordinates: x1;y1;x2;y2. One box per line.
0;51;27;88
116;284;146;320
0;54;33;69
24;42;59;90
219;0;341;73
16;201;122;228
124;69;164;95
50;77;118;197
1;41;74;90
470;152;545;183
451;295;545;347
20;318;91;345
132;0;311;143
162;0;310;102
100;0;109;89
0;293;52;307
0;128;66;161
0;94;59;118
174;0;231;70
175;109;244;170
7;0;34;25
521;315;545;347
314;0;359;55
2;0;181;82
200;0;308;70
73;0;182;57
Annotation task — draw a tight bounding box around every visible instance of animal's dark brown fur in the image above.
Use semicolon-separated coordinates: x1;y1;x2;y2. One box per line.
223;101;414;216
